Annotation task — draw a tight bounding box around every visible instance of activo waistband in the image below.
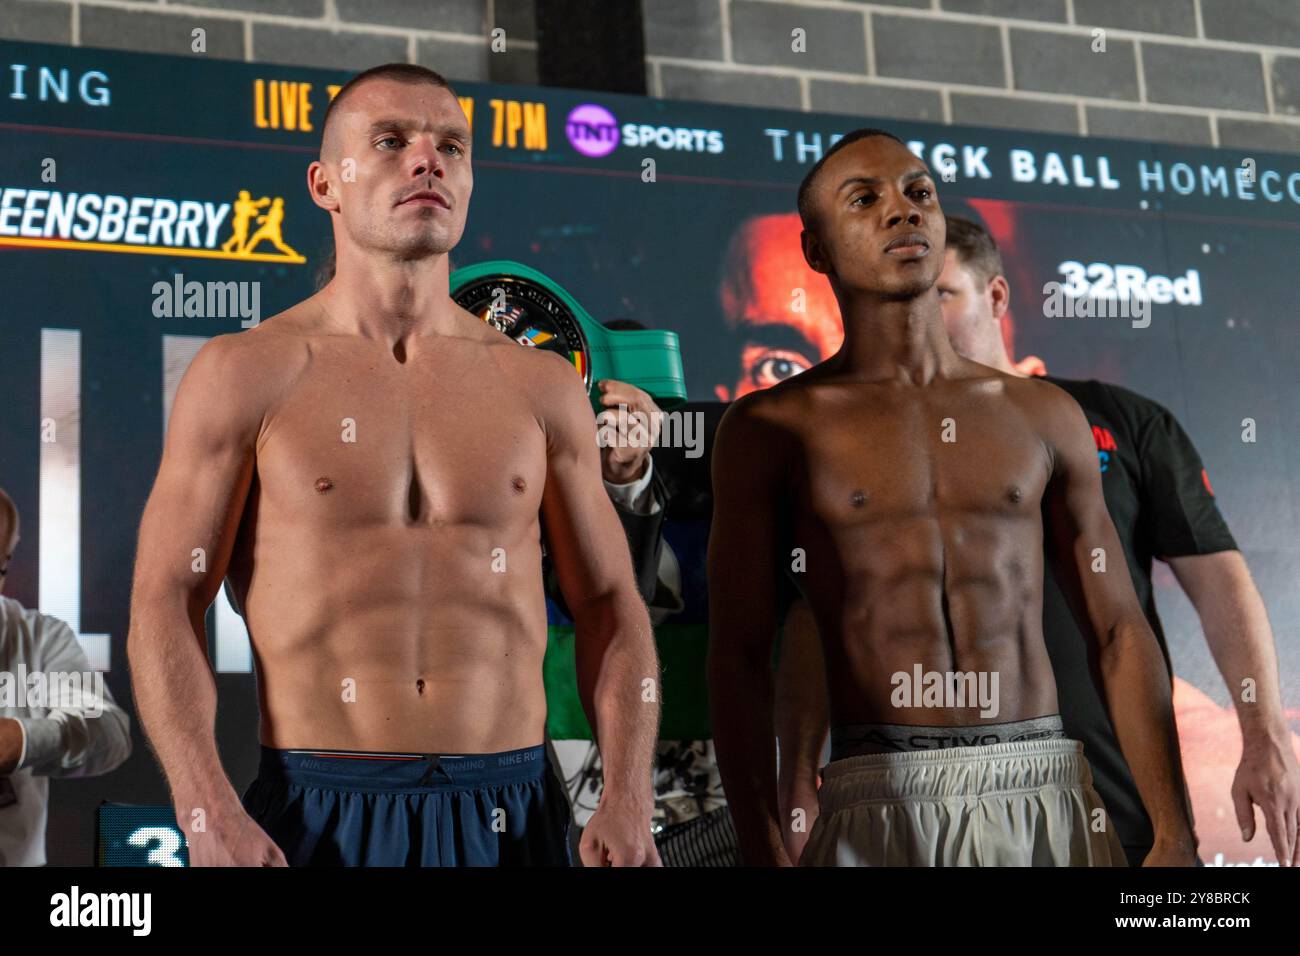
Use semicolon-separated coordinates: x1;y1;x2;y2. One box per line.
830;714;1066;761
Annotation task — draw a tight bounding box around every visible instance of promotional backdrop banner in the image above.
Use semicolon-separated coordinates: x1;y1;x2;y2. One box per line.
1;40;1297;864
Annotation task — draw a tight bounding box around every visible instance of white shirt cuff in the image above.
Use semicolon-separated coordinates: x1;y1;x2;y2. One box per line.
14;716;63;772
603;456;659;515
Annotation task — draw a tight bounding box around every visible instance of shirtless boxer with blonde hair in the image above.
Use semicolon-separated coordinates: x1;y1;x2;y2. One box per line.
129;64;660;867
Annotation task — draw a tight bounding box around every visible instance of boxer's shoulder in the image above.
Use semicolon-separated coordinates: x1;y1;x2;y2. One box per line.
176;305;317;440
999;374;1098;468
201;298;316;360
731;365;859;446
1013;373;1090;425
510;346;594;445
713;382;804;470
476;323;579;393
182;322;295;391
446;302;572;382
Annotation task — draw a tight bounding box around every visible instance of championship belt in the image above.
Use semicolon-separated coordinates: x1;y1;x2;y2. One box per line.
450;260;687;410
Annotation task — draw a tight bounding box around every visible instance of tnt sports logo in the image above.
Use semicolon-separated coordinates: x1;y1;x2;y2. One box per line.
566;103;619;158
0;186;303;263
565;103;725;158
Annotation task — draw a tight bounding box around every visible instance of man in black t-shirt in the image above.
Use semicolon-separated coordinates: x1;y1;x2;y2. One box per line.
931;214;1300;866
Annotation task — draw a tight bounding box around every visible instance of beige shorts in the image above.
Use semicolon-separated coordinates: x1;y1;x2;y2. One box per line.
799;738;1126;867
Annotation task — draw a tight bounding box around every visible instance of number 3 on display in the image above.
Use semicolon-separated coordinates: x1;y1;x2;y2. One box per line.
126;826;186;867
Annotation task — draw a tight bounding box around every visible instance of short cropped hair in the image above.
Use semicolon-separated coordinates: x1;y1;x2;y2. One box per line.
320;63;456;153
796;127;908;231
944;214;1005;286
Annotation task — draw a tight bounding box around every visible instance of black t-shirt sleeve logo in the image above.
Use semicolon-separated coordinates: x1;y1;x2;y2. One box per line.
1138;408;1238;557
1092;425;1118;472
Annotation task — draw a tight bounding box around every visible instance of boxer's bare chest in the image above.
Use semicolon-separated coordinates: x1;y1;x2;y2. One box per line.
786;379;1052;548
251;336;548;530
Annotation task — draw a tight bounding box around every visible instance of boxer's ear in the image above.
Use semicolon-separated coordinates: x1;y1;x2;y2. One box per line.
307;160;340;213
801;228;829;276
987;274;1011;321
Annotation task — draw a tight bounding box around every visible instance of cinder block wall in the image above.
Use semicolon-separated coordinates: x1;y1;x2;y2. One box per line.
644;0;1300;153
0;0;540;85
2;0;1298;152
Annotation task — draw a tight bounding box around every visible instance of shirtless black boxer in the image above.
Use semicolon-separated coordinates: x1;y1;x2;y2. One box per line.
708;128;1198;867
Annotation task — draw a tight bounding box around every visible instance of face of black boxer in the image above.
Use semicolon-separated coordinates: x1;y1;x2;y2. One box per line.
310;76;473;261
801;136;945;302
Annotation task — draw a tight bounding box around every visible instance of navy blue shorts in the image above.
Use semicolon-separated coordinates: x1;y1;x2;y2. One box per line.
241;744;573;867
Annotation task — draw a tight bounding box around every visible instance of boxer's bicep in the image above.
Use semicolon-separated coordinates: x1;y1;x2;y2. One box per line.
538;362;638;613
707;399;784;669
133;336;261;614
1042;392;1141;644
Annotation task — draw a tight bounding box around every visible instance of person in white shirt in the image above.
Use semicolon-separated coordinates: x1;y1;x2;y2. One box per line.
0;488;132;866
551;366;740;865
